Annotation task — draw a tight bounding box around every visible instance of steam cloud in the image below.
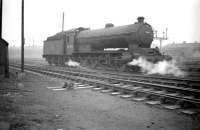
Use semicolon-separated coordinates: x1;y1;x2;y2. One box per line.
65;59;80;67
128;57;185;77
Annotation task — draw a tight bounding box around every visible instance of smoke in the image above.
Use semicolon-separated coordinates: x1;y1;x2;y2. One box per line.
128;57;185;77
65;59;80;67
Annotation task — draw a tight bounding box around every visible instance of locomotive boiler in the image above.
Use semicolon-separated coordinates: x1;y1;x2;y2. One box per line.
43;17;171;71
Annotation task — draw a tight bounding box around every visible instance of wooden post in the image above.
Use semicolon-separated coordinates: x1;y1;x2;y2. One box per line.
62;12;64;32
0;0;2;37
21;0;24;72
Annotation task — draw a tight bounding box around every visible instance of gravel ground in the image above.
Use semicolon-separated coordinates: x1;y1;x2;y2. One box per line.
0;70;199;130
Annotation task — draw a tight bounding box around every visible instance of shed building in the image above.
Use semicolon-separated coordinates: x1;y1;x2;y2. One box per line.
0;38;9;78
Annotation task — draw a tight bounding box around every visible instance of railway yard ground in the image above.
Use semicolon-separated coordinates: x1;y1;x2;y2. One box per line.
0;58;200;130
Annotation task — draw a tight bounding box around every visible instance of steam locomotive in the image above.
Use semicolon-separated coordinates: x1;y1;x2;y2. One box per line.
43;17;171;71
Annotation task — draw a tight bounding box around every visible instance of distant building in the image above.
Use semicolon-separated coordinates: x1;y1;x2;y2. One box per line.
9;45;43;59
162;42;200;61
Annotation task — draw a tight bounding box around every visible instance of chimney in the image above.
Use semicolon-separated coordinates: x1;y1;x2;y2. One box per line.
137;16;144;23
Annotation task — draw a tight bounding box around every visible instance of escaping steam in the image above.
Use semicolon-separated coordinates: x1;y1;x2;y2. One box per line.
128;57;185;77
65;59;80;67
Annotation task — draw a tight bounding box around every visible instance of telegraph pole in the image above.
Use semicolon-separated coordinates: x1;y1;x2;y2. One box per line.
154;28;168;52
0;0;2;37
62;12;64;32
21;0;24;72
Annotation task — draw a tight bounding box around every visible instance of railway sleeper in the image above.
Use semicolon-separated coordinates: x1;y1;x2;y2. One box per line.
176;100;200;109
11;65;200;117
30;68;200;105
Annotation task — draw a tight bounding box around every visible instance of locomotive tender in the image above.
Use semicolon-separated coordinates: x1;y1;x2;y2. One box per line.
43;17;170;70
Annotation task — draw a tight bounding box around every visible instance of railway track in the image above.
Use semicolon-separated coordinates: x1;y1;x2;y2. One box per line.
11;61;200;89
10;58;200;81
10;63;200;117
177;58;200;78
18;62;200;89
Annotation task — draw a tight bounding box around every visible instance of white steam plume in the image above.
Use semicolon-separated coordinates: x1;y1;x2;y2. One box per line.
128;57;185;77
65;59;80;67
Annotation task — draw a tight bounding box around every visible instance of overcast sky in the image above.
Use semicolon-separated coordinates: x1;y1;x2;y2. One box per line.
2;0;200;47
